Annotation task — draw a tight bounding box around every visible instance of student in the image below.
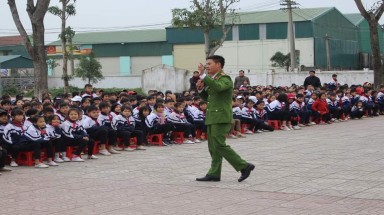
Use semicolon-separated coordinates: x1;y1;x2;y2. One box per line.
112;105;146;150
290;94;311;126
312;93;331;124
164;99;175;118
350;100;365;119
0;109;11;173
56;102;69;123
194;101;208;139
146;96;156;111
27;108;40;124
377;85;384;115
145;103;174;146
0;100;12;115
252;100;275;132
337;90;351;119
328;74;339;91
167;102;200;144
45;115;69;162
265;93;292;130
287;94;301;130
24;115;57;168
82;105;111;156
327;92;343;122
97;102;121;154
61;108;96;161
360;90;378;117
81;84;98;98
110;103;122;118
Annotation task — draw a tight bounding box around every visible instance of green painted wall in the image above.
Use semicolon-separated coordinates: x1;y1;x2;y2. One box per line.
92;42;172;57
312;8;359;69
239;24;259;40
166;27;233;44
358;20;384;54
266;23;287;39
295;21;313;38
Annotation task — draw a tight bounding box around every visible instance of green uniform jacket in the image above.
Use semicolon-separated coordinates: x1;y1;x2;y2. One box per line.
199;71;233;125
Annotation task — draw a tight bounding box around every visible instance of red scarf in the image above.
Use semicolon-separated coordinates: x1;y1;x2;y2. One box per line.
12;120;25;132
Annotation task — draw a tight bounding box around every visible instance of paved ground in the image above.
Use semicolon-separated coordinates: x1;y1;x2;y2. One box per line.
1;117;384;215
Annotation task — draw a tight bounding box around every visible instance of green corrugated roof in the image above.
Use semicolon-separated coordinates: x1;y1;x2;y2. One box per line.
0;55;33;68
232;7;334;24
48;29;166;45
344;13;365;26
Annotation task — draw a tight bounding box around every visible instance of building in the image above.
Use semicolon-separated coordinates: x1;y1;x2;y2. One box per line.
0;35;29;57
167;7;360;73
47;29;173;77
345;13;384;69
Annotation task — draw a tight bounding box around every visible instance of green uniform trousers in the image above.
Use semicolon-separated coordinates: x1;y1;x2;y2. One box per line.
207;123;248;177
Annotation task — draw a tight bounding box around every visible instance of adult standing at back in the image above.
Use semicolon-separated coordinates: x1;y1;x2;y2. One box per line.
189;71;200;91
234;70;250;89
195;55;254;182
304;70;321;89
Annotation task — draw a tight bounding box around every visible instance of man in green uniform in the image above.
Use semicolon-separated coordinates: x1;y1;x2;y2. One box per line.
196;55;254;182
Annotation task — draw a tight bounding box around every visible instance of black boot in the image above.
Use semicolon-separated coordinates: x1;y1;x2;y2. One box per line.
238;163;255;182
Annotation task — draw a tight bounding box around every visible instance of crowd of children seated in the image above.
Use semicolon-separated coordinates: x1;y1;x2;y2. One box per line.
0;81;383;173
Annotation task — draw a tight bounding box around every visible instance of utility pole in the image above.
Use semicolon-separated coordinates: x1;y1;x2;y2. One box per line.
325;33;331;71
281;0;298;72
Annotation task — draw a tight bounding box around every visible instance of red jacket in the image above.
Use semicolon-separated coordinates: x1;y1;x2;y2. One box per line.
311;99;329;115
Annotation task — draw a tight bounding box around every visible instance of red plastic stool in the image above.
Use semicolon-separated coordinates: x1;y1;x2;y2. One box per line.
241;123;251;133
66;146;79;159
16;151;34;166
172;132;185;144
92;141;101;155
196;129;202;139
147;134;163;146
118;137;138;149
268;120;281;130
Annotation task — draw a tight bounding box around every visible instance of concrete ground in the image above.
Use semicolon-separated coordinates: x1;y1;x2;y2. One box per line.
1;117;384;215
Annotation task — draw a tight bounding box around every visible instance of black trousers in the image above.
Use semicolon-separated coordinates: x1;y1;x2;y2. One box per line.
106;127;118;146
193;120;207;132
268;111;290;121
52;138;66;153
63;136;94;156
365;103;378;116
135;122;149;145
173;123;196;138
11;141;54;160
297;111;310;124
329;108;343;119
88;127;108;145
149;124;174;139
0;148;7;168
350;110;365;119
241;118;274;131
117;130;144;146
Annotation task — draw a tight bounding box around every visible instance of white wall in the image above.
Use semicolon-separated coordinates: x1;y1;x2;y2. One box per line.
216;38;314;74
142;64;188;93
52;57;120;76
131;56;162;75
48;75;141;89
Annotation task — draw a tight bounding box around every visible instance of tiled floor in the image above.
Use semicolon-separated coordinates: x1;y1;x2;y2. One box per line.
1;117;384;214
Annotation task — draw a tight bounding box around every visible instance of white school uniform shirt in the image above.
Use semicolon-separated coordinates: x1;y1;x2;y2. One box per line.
290;101;305;112
266;100;282;113
3;122;27;144
60;120;87;139
232;106;242;118
112;114;136;130
45;124;61;140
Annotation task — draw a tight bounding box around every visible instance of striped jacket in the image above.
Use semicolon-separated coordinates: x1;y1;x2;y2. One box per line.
3;122;28;145
24;124;50;143
167;111;189;124
61;119;88;139
112;114;135;131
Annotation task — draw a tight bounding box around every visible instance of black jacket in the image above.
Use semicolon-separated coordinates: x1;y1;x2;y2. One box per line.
304;76;321;88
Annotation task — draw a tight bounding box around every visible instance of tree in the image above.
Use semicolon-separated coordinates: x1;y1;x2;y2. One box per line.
48;0;76;94
8;0;50;99
172;0;239;58
270;52;290;71
47;57;59;76
355;0;384;87
75;53;104;85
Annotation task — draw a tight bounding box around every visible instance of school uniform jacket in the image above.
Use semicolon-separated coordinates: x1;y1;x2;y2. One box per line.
306;98;316;110
255;108;267;121
24;124;50;143
164;107;173;118
133;107;140;121
0;122;8;145
97;112;113;128
82;115;104;134
112;114;135;132
265;100;282;113
55;112;66;123
377;91;384;104
61;119;88;139
290;101;306;114
167;111;189;124
326;99;339;111
3;122;28;145
45;124;61;140
145;112;160;128
232;106;242;119
24;118;33;129
241;107;256;119
189;105;201;121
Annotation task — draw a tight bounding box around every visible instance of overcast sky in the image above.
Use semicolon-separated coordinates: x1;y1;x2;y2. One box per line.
0;0;381;43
